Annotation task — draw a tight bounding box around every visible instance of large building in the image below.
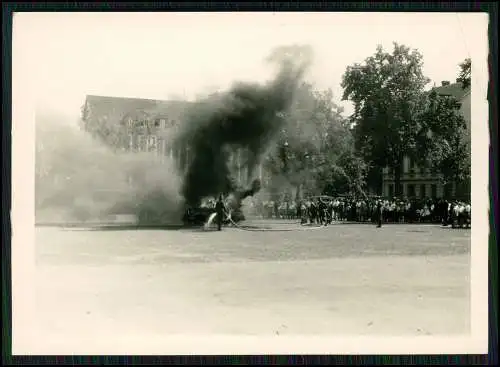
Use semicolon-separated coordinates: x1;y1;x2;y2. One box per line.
81;95;191;168
381;81;471;200
81;95;263;186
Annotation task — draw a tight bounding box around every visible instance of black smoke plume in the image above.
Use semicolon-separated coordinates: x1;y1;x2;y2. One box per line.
176;49;312;208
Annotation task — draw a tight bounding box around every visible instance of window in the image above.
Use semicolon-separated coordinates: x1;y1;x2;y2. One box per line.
409;157;415;173
127;174;134;187
157;138;163;156
160;119;167;128
431;184;437;198
148;135;157;152
154;119;161;127
161;140;166;157
420;184;426;198
407;184;415;198
128;134;134;151
388;184;394;198
137;135;146;152
422;162;429;174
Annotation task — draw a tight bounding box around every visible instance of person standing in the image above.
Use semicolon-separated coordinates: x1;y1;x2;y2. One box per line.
318;198;327;226
215;194;226;231
376;199;383;228
296;199;302;221
442;198;449;226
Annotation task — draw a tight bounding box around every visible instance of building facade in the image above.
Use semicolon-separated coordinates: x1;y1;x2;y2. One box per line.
82;95;192;169
381;81;471;200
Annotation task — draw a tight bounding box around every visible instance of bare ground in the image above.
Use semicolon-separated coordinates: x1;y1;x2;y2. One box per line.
31;221;471;350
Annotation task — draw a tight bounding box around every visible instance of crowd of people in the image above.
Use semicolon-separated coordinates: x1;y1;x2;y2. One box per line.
243;196;471;228
199;194;471;228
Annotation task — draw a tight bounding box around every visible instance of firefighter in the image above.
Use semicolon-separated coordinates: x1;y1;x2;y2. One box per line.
215;194;226;231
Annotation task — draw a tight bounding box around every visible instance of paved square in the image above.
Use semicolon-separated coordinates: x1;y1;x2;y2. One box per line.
33;222;471;347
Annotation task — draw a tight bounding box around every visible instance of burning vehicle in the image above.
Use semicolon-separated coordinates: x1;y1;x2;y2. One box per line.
182;178;261;226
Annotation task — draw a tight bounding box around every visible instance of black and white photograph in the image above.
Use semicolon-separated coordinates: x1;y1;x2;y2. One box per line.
12;11;489;355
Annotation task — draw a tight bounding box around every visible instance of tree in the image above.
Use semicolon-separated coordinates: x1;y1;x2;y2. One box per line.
80;102;133;152
341;43;430;197
414;57;472;199
263;82;366;198
417;91;470;199
457;58;471;89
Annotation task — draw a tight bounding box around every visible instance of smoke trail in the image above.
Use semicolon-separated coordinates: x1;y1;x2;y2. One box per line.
176;45;313;208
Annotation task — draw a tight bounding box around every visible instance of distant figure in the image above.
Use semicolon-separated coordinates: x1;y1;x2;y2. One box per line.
318;198;328;226
376;199;383;228
215;194;225;231
441;198;449;226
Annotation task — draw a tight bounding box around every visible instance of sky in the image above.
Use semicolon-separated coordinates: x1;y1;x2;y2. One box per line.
14;12;486;121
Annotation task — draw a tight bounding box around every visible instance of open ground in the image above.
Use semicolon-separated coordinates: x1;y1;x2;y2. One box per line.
32;221;471;352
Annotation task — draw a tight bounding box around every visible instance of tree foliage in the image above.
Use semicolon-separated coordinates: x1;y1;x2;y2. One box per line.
263;82;367;198
418;90;470;188
341;43;430;196
457;58;471;89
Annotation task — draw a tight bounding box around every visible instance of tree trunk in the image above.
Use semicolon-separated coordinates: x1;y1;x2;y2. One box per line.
394;162;402;197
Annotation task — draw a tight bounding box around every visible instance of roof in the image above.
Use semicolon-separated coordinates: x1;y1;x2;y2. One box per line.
432;82;470;101
85;94;193;122
85;94;189;105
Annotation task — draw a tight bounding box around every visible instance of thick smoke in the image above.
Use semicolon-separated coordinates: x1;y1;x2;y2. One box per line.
35;45;313;225
35;112;184;224
176;47;312;208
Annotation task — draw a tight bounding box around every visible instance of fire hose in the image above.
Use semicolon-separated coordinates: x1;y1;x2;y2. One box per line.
207;211;329;232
